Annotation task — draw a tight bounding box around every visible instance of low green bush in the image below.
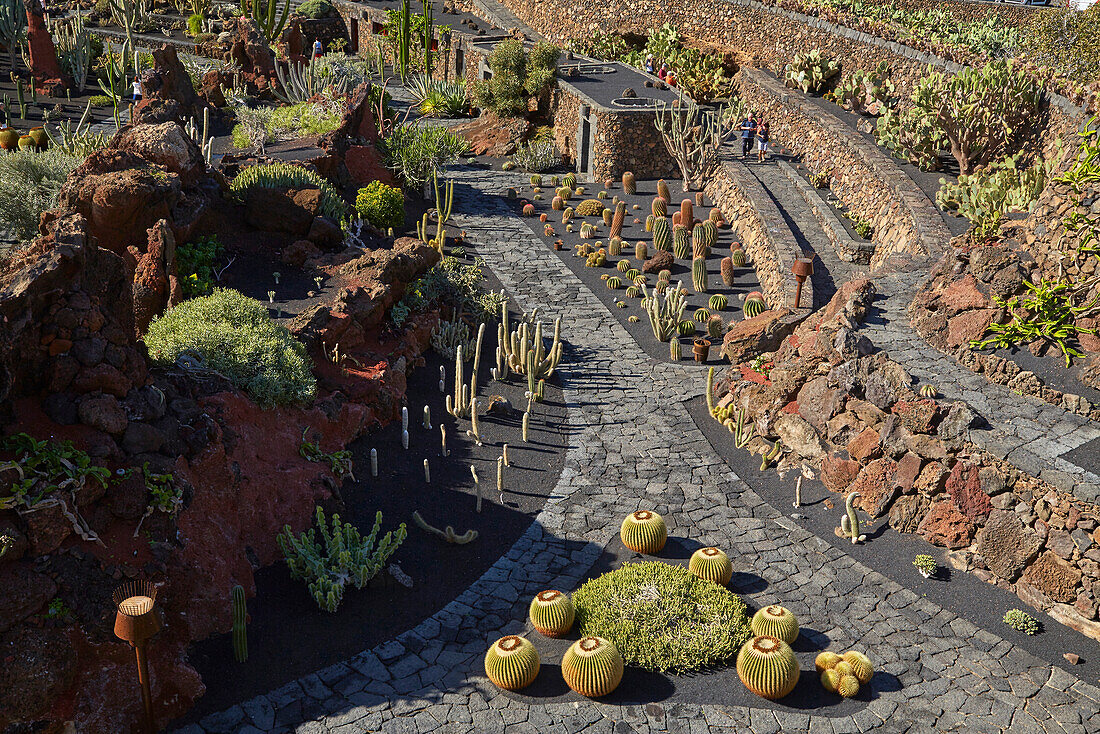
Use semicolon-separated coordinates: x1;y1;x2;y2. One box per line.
144;288;316;407
380;123;469;188
177;235;224;298
572;561;752;672
229;162;347;222
355;180;404;232
390;256;505;327
88;94;113;107
187;13;203;36
297;0;337;19
0;148;82;243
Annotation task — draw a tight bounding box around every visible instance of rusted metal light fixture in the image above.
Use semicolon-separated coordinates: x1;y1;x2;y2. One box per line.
791;256;814;309
113;580;161;734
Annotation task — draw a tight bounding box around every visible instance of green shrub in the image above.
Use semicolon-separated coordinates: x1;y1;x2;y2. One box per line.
936;153;1049;226
267;100;344;137
355;180;404;231
1003;608;1040;635
296;0;337;19
474;39;559;118
229;162;347;222
187;13;203;36
0;148;81;243
572;561;752;672
177;235;224;298
1022;5;1100;85
144;288;316;407
380;123;469;188
784;49;840;94
88;94;113;107
390;256;505;327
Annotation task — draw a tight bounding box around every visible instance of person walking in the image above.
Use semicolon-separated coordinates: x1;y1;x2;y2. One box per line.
757;121;770;162
739;113;757;160
313;39;324;59
131;78;142;104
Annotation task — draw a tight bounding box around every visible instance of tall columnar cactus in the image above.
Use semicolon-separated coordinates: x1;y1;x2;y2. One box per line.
562;637;624;698
692;257;708;293
652;217;671;252
702;219;718;250
680;199;694;227
619;510;667;554
736;636;800;700
529;590;575;637
657;179;671;203
446;323;485;418
670;336;681;361
673;225;691;259
231;585;248;663
839;492;866;544
652;196;667;218
610;201;626;239
641;281;686;342
692;224;707;259
485;635;541;691
751;605;800;644
497;303;564;391
720;257;735;286
655;95;738;191
689;547;733;585
622;171;636;194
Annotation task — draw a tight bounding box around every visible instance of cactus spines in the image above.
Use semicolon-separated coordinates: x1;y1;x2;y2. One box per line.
709;207;723;224
652;196;667;218
635;241;648;261
836;673;860;697
580;222;597;238
678;320;696;337
625;268;640;281
484;635;541;691
370;448;378;476
645;214;655;232
657;179;671;203
232;585;248;662
919;384;937;398
531;174;543;187
602;209;614;226
609;237;622;256
688;547;733;585
736;635;800;700
744;294;766;319
622;171;636;194
820;667;842;693
670;336;681;361
695;191;705;207
619;510;667;554
606;276;622;290
522;203;535;217
529;589;575;637
730;248;747;267
693;307;710;323
692;257;708;293
625;285;643;298
446;323;485;418
815;651;843;673
563;172;577;189
839;492;866;544
562;206;574;223
760;440;782;470
751;605;800;644
720;257;735;285
552;195;564;210
708;294;728;311
842;651;874;684
652;216;671;251
561;636;624;698
522;411;529;442
673;224;691;259
617;259;631;272
412;510;478;543
610;201;626;238
680;199;694;227
707;314;724;340
702;219;718;250
692;224;707;259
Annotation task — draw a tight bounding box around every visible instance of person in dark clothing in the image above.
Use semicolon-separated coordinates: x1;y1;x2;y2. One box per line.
740;114;757;159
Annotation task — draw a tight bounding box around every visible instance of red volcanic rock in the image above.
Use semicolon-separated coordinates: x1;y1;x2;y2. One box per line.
820;454;860;494
846;427;882;462
77;394;128;435
452;111;530;157
132;220;183;335
721;309;797;364
134;44;212;128
642;250;675;274
114;122;207;185
345;144;396;187
918;500;974;549
946;461;992;520
849;457;899;518
1021;551;1083;604
0;564;57;632
891;398;939;435
940;274;989;314
245;187;319;235
282;239;322;267
223;17;278;94
947;309;995;349
23;0;67;96
70;364;131;397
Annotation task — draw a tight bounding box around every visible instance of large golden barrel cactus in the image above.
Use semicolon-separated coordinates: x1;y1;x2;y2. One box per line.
529;590;575;638
688;547;732;585
484;635;540;691
750;605;799;644
619;510;667;554
736;635;800;700
561;636;624;698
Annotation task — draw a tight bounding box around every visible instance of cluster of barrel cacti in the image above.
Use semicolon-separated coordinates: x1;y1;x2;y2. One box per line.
817;650;873;697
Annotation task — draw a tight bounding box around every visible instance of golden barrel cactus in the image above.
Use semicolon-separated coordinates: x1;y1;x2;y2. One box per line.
561;636;624;697
815;651;842;673
750;605;799;644
484;635;540;691
688;547;732;585
619;510;667;554
736;635;800;700
843;650;873;684
528;590;575;638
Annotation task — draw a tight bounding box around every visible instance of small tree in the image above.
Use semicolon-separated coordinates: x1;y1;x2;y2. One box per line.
654;93;740;191
474;39;560;118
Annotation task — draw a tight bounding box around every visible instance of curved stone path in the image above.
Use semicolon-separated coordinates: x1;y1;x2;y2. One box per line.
176;166;1100;734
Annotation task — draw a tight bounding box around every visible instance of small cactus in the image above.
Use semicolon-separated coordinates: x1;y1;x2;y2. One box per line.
636;241;648;261
709;207;723;224
693;307;710;323
531;174;543;187
688;547;732;585
645;214;655;232
750;605;799;644
561;636;624;698
736;635;800;700
657;179;671;203
744;295;766;319
232;585;248;663
610;202;626;238
731;249;747;267
617;259;631;272
692;257;708;293
708;294;728;311
522;203;535;216
673;224;691;259
670;336;681;360
609;237;622;255
620;510;667;554
580;222;597;239
485;635;540;691
606;276;622;289
720;257;735;285
919;384;937;398
625;268;640;281
678;320;696;337
839;492;866;544
562;206;574;223
625;285;643;298
702;219;718;250
843;651;873;684
707;314;724;340
563;172;577;189
529;589;575;637
695;191;705;207
602;209;614;226
652;196;668;218
680;199;694;226
622;171;636;194
815;651;842;673
658;269;672;282
552;195;564;210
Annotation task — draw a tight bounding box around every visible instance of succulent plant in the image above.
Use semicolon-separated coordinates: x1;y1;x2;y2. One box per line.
919;384;937;398
610;202;626;239
586;251;606;267
708;294;728;311
784;49;840;94
606;237;620;256
575;187;584;196
652;196;668;218
843;651;873;684
563;207;575;223
580;222;597;239
485;635;540;690
750;605;799;644
645;214;655;232
707;314;724;340
505;188;518;199
522;203;535;217
730;249;747;267
566;224;574;233
695;191;705;207
529;589;575;637
622;171;636;194
563;172;577;190
635;241;648;261
616;259;631;273
557;186;572;201
688;547;732;585
552;195;564;210
616;300;627;308
575;198;605;217
531;174;543;187
744;295;766;319
653;217;671;252
709;208;723;224
597;190;608;199
628;315;639;323
607;276;622;289
680;199;694;227
655;281;668;295
815;651;842;673
603;209;614;226
820;667;842;693
673;225;691;259
692;258;708;294
624;268;640;281
702;219;718;249
736;636;800;700
620;510;667;554
836;673;860;697
692;224;708;259
625;285;643;298
657;269;672;282
670;336;681;360
232;585;248;662
657;179;671;203
673;211;681;227
678;320;696;337
561;636;624;698
839;491;866;544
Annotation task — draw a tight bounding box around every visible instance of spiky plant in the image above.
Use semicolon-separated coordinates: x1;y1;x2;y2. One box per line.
616;259;631;273
673;224;691;259
692;258;708;293
750;605;799;644
919;384;937;398
636;241;648;261
680;199;694;227
602;209;614;226
730;248;747;267
563;172;577;189
622;171;636;194
843;651;873;684
709;294;728;311
707;314;724;340
657;179;671;202
692;224;708;259
552;195;564;210
529;590;575;637
736;636;800;700
709;208;723;224
522;203;535;216
670;336;681;360
580;222;596;238
620;510;667;554
653;217;671;252
626;285;643;298
606;276;622;289
688;547;732;585
744;295;766;319
815;651;842;673
678;320;696;336
702;219;718;249
561;637;624;698
625;268;641;281
720;257;735;286
652;196;667;218
610;201;626;238
693;307;710;323
484;635;540;690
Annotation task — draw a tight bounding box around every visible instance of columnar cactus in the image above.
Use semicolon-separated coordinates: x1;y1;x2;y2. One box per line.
750;605;800;644
620;510;667;554
561;636;624;698
657;179;671;203
680;199;694;227
609;237;622;256
622;171;636;194
232;585;248;662
529;589;575;637
692;257;708;293
645;214;655;232
736;636;800;700
839;491;866;544
484;635;541;690
653;217;671;251
744;294;766;319
641;281;687;341
708;294;728;311
695;191;705;207
702;219;718;249
688;547;733;585
670;336;681;360
497;304;564;390
652;196;667;218
720;257;735;285
635;241;648;261
673;224;691;259
602;209;614;226
446;323;485;418
707;314;724;340
692;224;707;259
610;201;626;238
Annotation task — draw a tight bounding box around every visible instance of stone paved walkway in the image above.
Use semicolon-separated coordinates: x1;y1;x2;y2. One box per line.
176;166;1100;734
